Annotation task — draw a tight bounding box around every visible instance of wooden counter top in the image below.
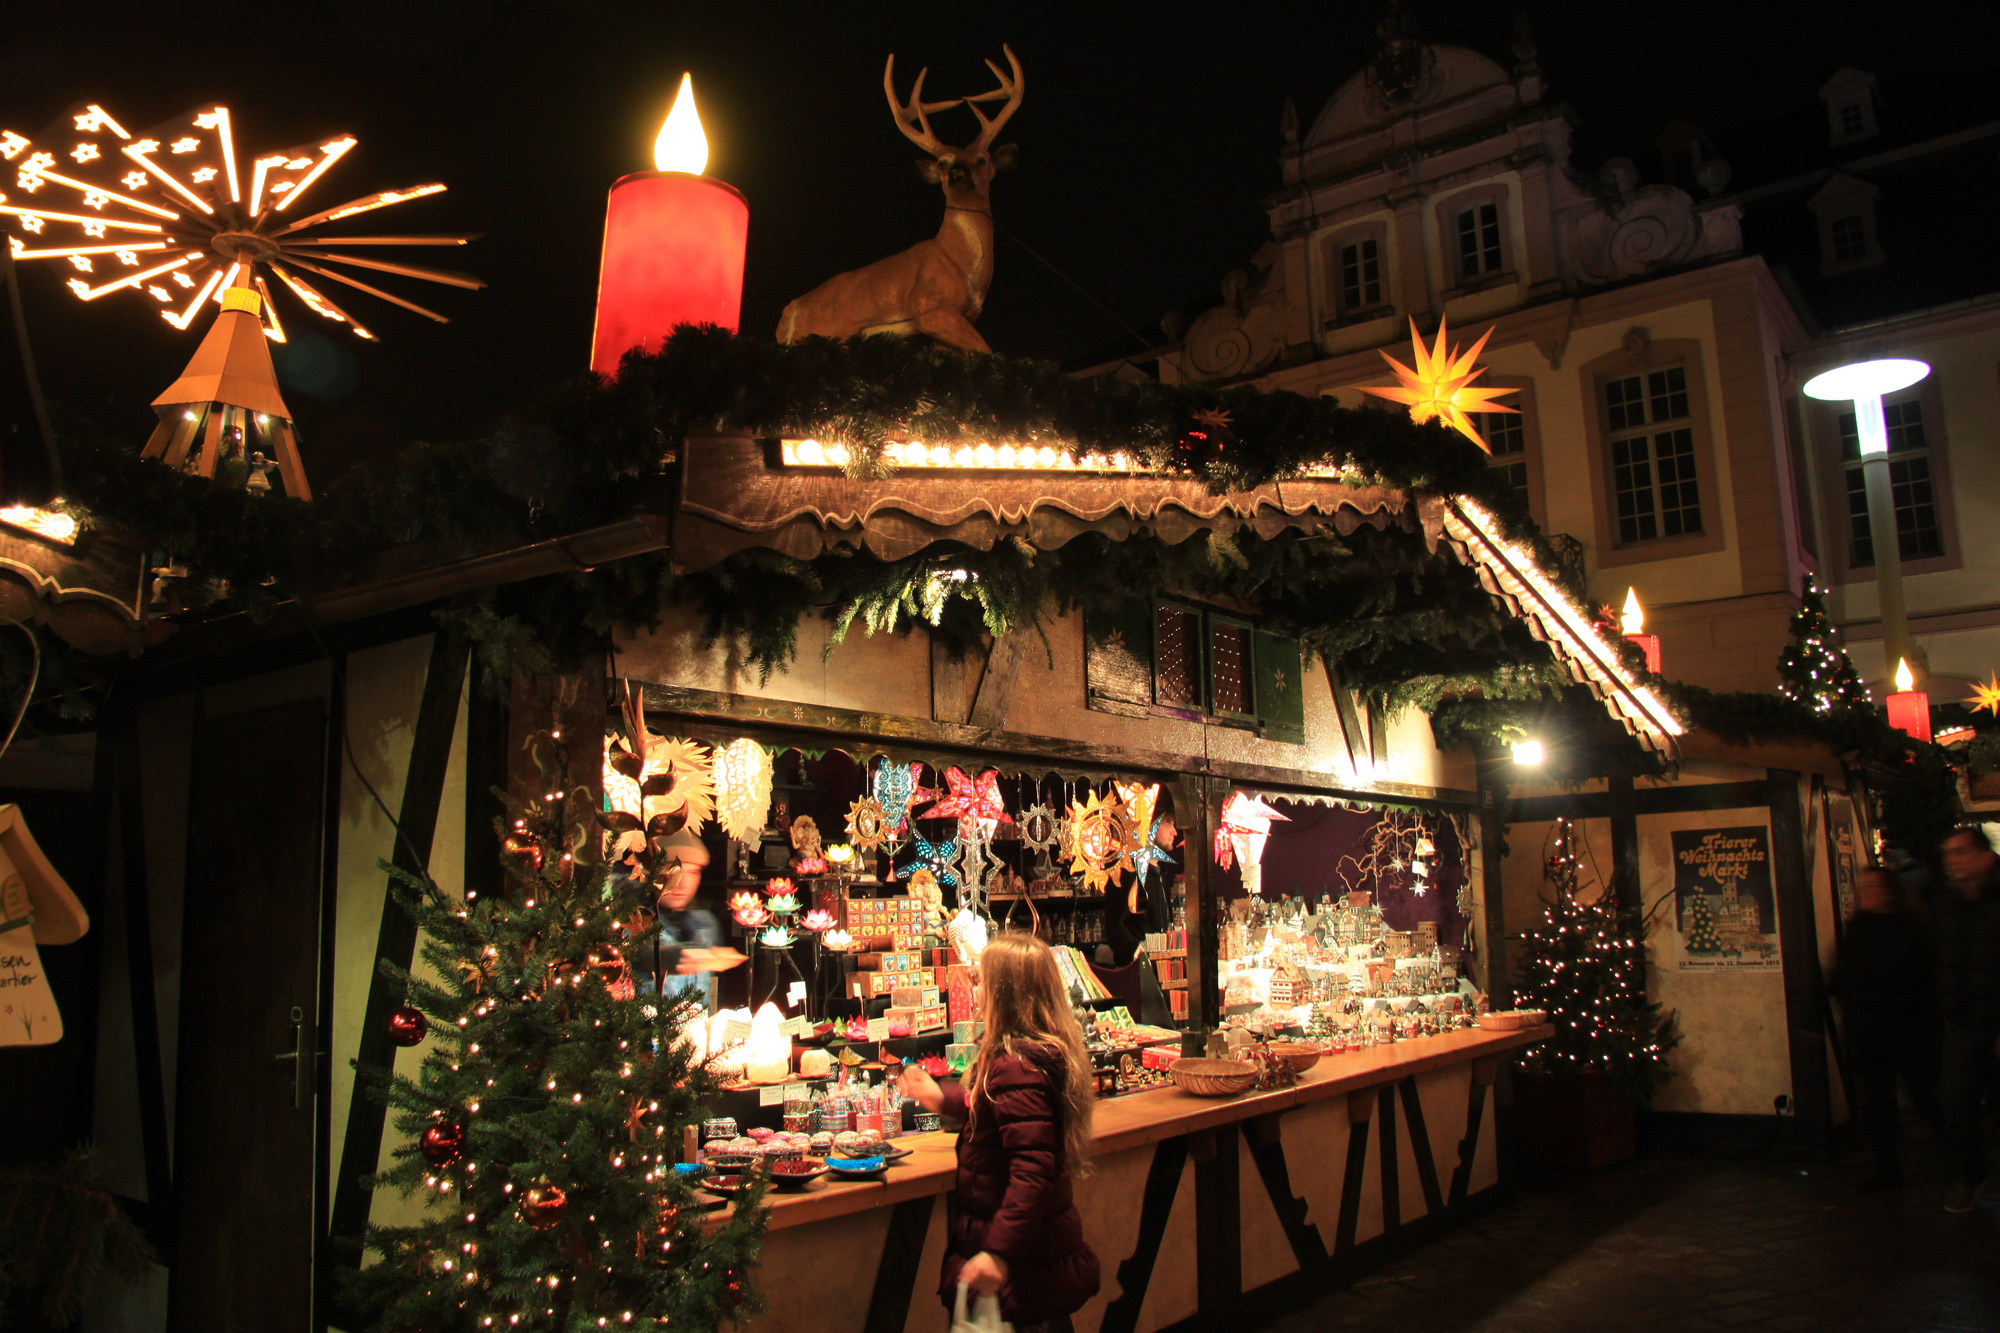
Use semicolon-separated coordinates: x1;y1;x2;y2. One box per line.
724;1025;1548;1233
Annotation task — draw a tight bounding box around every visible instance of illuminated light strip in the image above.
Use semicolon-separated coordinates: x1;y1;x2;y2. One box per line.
67;253;194;300
274;182;446;234
162;265;226;328
0;202;164;233
27;165;180;220
269;262;375;339
76;105;129;139
196;107;241;203
121;141;215;215
254;273;287;342
10;237;168;260
781;437;1141;472
271;136;355;214
1446;497;1684;741
248;153;288;217
0;505;79;544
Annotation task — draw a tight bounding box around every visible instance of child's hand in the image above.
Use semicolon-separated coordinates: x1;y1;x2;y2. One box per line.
961;1250;1009;1295
898;1065;943;1112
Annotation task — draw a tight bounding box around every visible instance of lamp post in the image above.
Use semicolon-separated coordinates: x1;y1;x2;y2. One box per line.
1801;357;1930;683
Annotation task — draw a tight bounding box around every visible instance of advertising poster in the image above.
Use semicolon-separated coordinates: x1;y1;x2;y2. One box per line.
1826;792;1860;926
1673;826;1780;969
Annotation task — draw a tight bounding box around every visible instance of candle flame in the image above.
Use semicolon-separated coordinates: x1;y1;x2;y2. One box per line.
1620;587;1644;635
1894;658;1914;692
653;73;709;174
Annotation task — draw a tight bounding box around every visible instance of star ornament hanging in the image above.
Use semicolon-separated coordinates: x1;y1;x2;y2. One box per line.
920;767;1013;830
909;829;959;890
1357;317;1516;454
1966;673;2000;718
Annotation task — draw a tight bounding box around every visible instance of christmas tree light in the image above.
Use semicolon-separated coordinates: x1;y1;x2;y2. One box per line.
1514;819;1678;1103
1776;575;1870;715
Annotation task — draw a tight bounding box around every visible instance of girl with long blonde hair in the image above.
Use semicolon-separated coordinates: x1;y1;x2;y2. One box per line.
900;932;1101;1331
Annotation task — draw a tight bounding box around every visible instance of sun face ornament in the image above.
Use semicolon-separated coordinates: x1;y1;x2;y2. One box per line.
1066;788;1134;894
1018;801;1059;854
845;796;889;852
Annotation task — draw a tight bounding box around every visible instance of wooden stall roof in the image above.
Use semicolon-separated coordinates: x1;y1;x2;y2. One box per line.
672;436;1415;570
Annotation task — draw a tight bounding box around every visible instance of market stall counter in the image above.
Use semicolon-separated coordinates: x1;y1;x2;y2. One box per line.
727;1024;1547;1333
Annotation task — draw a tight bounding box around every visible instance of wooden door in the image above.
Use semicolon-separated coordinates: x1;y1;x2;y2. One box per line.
168;700;327;1331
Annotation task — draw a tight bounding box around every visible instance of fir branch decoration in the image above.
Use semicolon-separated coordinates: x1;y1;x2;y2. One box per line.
0;1145;157;1329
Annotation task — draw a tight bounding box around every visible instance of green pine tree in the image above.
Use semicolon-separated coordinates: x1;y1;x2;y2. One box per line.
1776;576;1870;716
344;728;767;1331
1681;888;1722;955
1515;821;1679;1105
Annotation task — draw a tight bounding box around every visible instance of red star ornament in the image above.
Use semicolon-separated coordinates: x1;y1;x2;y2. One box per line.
919;766;1013;829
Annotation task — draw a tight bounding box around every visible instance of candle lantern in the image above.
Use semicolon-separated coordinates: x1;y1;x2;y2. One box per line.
1620;588;1662;675
590;74;749;379
1885;658;1931;742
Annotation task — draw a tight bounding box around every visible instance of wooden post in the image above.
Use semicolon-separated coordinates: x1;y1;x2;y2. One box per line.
1768;768;1832;1153
328;632;469;1259
1181;775;1226;1034
1476;781;1511;1009
1606;770;1641;935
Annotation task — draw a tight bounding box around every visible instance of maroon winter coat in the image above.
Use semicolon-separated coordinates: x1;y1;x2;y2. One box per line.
936;1043;1100;1324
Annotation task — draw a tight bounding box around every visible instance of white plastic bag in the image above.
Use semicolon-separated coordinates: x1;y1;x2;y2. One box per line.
950;1279;1013;1333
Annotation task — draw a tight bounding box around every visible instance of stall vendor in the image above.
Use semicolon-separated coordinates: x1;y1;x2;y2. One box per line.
636;828;735;1004
1104;808;1180;965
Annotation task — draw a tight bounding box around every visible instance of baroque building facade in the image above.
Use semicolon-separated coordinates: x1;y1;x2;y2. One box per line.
1159;28;1999;702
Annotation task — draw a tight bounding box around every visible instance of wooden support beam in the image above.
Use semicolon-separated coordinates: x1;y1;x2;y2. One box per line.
1322;659;1367;774
1100;1136;1191;1333
1397;1077;1446;1218
327;632;470;1261
1476;787;1511;1009
1768;768;1832;1154
1505;779;1769;824
1243;1112;1327;1269
1447;1074;1491;1208
1192;1122;1241;1308
862;1195;934;1333
105;696;176;1254
1333;1098;1372;1255
1376;1084;1401;1233
966;630;1028;731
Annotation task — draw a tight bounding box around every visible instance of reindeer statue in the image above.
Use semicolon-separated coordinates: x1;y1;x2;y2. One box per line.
776;46;1023;352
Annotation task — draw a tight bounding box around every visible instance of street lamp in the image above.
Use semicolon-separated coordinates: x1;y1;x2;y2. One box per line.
1801;357;1930;679
1511;739;1546;767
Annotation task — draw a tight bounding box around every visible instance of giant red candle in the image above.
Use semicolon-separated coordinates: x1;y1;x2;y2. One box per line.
590;74;748;379
1885;658;1932;742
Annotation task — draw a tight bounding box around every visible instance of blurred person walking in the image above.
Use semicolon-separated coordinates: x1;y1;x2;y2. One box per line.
1935;826;2000;1213
1831;866;1940;1187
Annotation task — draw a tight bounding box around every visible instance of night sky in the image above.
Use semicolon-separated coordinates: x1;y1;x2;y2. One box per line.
5;1;1992;485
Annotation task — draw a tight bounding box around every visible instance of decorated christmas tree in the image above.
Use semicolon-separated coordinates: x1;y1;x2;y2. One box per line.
1681;887;1722;956
345;728;766;1331
1776;576;1870;716
1515;820;1677;1105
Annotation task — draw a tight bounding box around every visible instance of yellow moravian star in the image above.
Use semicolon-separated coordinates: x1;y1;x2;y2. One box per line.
1358;316;1518;454
1967;673;2000;717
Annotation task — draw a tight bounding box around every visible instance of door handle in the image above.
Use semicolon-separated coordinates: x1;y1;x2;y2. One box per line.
270;1005;309;1110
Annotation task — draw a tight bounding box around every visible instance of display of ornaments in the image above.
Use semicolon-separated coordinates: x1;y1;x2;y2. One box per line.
386;1005;429;1047
419;1121;466;1168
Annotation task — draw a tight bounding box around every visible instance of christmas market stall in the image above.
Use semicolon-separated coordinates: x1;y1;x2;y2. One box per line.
0;59;1703;1333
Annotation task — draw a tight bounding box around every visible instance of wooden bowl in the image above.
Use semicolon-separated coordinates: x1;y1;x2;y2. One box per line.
1267;1042;1322;1073
1168;1058;1258;1097
1476;1010;1547;1031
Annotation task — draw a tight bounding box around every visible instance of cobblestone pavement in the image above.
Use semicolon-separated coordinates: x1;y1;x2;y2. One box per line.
1260;1153;2000;1332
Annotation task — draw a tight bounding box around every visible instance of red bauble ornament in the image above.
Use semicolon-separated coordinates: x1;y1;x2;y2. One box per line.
386;1005;429;1047
502;830;544;874
419;1121;466;1168
522;1183;569;1230
720;1266;746;1314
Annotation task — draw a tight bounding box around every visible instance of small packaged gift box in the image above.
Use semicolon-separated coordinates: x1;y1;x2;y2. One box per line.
702;1117;738;1141
914;1111;941;1133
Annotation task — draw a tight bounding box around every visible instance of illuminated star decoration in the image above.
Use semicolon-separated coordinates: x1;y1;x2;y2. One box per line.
1357;317;1517;454
0;101;480;342
1966;673;2000;718
872;761;928;833
1067;788;1134;894
907;829;959;890
922;766;1013;828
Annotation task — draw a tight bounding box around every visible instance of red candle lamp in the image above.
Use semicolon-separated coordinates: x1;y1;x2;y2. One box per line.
1620;588;1662;675
590;74;749;379
1885;658;1931;742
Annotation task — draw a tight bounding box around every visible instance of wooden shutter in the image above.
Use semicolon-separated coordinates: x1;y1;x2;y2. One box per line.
1253;631;1305;744
1209;615;1255;720
1084;601;1154;717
